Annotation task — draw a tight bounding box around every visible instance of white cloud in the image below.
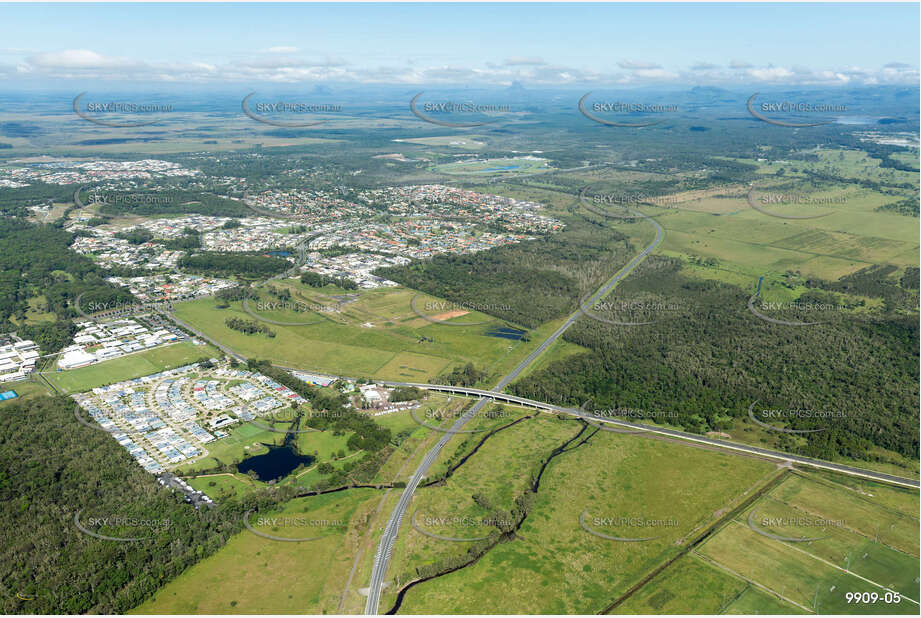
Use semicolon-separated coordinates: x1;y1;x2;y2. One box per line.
504;56;545;67
747;66;795;81
27;49;140;69
4;47;916;87
618;60;662;70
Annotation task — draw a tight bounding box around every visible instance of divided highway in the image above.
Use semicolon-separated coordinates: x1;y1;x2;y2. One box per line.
363;208;664;614
152;206;917;614
375;381;920;491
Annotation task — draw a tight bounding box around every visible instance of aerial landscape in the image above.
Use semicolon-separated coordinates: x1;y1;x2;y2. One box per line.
0;1;918;616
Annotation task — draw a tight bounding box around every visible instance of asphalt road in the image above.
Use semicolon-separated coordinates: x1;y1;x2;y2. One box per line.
363;207;664;614
163;308;918;493
153;206;917;612
375;381;920;490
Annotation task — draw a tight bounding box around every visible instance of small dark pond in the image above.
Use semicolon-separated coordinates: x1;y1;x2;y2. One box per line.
237;445;314;482
485;326;528;341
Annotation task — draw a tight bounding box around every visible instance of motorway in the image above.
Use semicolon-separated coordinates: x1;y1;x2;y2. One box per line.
363;207;664;614
157;310;921;493
152;210;917;612
373;381;920;490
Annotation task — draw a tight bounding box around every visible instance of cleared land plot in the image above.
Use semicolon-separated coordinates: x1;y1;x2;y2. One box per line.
186;473;257;500
0;380;51;407
174;284;578;384
647;175;918;285
696;472;919;615
612;553;804;614
131;488;381;614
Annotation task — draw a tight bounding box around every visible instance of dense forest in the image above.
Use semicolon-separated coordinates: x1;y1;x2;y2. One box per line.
0;182;76;218
0;219;131;350
96;190;250;218
178;252;289;278
300;271;358;290
0;395;280;614
509;256;919;463
376;222;633;329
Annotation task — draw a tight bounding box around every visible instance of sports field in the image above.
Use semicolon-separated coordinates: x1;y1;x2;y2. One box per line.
45;340;218;393
694;471;919;615
432;156;550;176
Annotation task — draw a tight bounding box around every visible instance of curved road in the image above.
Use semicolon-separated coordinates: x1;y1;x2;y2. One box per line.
151;203;917;612
363;206;664;614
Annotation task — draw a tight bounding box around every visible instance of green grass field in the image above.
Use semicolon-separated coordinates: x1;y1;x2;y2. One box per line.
384;420;778;614
45;340;218;393
186;473;258;500
695;471;919;615
432;156;550;176
131;488;382;614
174;421;280;475
0;380;52;407
600;153;920;289
173;284;585;385
613;553;804;614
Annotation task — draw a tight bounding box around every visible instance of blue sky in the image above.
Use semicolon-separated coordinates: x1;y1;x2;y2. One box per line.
1;3;918;86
